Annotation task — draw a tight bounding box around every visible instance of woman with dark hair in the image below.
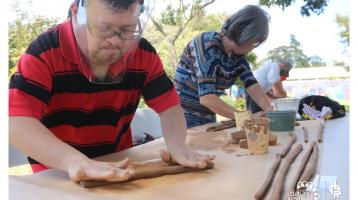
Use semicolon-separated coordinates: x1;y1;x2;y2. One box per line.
175;5;273;128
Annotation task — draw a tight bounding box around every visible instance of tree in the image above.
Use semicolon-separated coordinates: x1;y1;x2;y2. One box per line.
264;34;326;68
8;1;58;76
335;14;349;48
146;0;217;78
332;14;349;71
308;55;326;67
259;0;328;16
264;34;309;68
246;52;259;70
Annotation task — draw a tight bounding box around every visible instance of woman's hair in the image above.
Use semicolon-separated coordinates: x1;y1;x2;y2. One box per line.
222;5;270;47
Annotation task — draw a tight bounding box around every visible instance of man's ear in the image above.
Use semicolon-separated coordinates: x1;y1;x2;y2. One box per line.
70;2;79;18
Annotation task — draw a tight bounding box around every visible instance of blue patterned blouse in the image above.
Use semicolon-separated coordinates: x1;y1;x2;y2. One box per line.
174;31;257;122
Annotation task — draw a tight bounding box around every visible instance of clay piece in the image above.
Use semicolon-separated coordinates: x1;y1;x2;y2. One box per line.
288;142;316;194
302;126;309;143
280;132;297;157
298;144;319;183
230;138;240;144
239;139;248;149
231;130;246;139
79;159;215;188
206;120;236;132
317;123;324;142
254;153;282;200
270;144;303;200
269;133;278;146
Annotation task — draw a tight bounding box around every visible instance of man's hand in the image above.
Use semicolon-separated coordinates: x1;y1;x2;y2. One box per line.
67;157;135;182
158;105;215;168
159;148;215;169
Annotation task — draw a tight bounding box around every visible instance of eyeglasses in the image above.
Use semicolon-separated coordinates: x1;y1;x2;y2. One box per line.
235;41;261;49
87;22;142;40
253;41;261;48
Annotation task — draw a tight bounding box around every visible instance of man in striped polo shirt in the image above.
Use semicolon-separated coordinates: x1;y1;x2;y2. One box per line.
9;0;214;182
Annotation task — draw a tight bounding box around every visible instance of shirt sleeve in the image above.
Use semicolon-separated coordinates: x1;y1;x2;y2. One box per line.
236;58;258;89
142;44;179;113
9;53;53;119
267;63;281;84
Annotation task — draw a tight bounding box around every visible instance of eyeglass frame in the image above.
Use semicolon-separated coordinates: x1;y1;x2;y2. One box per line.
87;20;143;40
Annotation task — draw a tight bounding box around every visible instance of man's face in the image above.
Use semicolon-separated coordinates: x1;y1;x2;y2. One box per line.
83;0;140;65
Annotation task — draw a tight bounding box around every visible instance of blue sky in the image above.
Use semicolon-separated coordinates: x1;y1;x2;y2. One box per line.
9;0;349;65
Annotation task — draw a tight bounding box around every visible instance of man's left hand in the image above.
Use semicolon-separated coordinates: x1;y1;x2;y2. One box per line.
159;147;215;168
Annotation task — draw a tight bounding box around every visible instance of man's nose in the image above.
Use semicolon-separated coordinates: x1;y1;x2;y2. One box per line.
106;34;123;46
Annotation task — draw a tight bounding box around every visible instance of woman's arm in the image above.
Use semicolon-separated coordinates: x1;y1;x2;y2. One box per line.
199;94;237;120
246;83;274;112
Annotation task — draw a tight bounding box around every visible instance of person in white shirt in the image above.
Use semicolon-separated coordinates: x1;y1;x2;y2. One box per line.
245;60;293;113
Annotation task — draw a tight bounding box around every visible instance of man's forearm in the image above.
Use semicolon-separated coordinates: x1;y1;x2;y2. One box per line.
266;91;279;100
272;81;287;98
200;94;236;120
159;105;187;149
9;116;87;172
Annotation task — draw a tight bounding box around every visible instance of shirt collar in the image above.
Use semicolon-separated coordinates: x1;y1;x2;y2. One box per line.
59;18;80;64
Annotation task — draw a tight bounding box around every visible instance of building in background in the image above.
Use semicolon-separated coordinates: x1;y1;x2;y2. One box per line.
283;66;349;106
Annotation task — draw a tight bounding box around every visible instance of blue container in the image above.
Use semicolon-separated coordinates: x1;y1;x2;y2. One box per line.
266;111;296;131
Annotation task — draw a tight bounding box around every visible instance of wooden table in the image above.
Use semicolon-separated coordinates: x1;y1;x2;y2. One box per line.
9;116;349;200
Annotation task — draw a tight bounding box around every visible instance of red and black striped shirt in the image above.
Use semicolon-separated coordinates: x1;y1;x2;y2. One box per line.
9;19;179;172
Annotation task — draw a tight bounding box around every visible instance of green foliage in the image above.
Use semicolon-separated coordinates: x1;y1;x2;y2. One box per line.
160;5;184;26
332;14;349;71
246;52;259;70
333;60;349;72
264;34;325;68
259;0;328;16
9;1;58;77
144;0;228;79
308;55;326;67
219;95;245;110
335;14;349;47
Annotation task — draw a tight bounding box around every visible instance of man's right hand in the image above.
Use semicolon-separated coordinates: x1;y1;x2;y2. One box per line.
67;157;134;182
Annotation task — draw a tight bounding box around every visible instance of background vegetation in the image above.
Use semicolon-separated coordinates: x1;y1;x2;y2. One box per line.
8;0;350;109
